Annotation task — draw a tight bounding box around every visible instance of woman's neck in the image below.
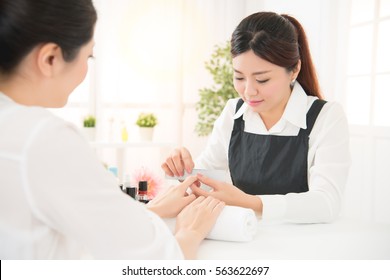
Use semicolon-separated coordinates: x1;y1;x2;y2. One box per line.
259;95;290;131
0;76;44;106
259;112;283;131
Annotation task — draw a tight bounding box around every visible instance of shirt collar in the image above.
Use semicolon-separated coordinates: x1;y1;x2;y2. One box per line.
233;99;248;119
232;82;309;129
282;82;309;129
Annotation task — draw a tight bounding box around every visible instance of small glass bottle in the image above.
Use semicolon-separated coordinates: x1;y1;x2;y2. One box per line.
137;181;149;203
123;174;137;199
125;187;137;199
121;126;128;142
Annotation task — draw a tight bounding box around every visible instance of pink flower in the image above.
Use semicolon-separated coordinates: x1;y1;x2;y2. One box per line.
131;166;163;199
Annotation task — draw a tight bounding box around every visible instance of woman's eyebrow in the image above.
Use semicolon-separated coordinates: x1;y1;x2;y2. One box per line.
233;69;271;75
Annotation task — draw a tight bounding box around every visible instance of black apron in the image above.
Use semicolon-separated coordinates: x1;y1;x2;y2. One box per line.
228;98;326;195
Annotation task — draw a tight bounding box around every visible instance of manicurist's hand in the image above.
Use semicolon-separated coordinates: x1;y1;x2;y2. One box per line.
175;196;225;259
191;173;263;214
146;176;198;218
161;147;194;177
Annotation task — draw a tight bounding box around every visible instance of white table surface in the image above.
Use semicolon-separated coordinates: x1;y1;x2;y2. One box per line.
197;218;390;259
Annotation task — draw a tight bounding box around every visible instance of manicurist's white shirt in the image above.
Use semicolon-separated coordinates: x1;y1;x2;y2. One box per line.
0;92;183;259
195;83;351;223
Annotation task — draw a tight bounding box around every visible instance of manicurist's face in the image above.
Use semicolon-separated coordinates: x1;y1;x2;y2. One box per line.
56;39;95;107
232;50;295;116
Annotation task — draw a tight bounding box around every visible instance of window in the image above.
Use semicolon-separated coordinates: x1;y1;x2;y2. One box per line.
341;0;390;223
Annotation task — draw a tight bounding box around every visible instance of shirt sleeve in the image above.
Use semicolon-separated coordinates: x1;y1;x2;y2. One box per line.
260;102;351;223
25;118;184;259
195;98;237;171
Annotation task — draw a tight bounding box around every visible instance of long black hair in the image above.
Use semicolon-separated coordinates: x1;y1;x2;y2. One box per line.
0;0;97;75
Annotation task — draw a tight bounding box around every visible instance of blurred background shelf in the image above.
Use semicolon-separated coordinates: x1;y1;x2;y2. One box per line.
90;141;175;180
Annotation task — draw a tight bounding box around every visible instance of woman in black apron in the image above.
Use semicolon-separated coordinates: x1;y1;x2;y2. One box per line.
162;12;350;223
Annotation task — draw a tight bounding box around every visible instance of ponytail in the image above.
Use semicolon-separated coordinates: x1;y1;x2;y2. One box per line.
281;14;322;99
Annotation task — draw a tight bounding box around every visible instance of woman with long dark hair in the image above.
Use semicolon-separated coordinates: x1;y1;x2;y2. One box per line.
162;12;350;223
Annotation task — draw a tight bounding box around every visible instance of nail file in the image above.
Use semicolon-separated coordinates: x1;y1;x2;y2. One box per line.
165;168;227;181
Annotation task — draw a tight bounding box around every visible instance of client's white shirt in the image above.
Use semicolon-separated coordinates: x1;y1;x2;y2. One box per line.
0;92;183;259
195;83;351;223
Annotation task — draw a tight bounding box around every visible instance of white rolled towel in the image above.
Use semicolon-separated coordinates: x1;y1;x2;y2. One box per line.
207;205;258;242
164;205;258;242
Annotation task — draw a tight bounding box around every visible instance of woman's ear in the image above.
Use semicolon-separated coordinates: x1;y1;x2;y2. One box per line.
292;59;301;80
36;43;63;77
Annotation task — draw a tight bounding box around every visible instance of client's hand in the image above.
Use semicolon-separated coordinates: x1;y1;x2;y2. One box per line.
146;176;198;218
175;196;224;259
191;173;263;214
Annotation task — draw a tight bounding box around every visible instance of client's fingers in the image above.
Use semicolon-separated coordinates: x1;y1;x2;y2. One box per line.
190;184;211;197
202;196;222;210
178;176;198;192
182;193;196;204
212;201;225;214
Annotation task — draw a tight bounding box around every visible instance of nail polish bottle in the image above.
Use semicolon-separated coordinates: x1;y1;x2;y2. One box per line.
137;181;149;203
123;174;137;199
125;186;137;199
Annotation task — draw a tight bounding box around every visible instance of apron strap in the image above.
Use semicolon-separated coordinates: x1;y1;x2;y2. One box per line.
233;99;245;131
235;98;245;113
235;98;244;113
300;99;327;136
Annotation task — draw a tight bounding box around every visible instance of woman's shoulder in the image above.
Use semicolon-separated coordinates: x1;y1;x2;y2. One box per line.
13;106;74;132
307;96;346;117
314;99;348;129
322;100;346;117
0;105;73;155
8;105;83;145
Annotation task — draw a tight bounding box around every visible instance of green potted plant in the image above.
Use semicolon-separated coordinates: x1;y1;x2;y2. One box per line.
196;41;238;136
136;113;158;141
83;115;96;127
82;115;96;141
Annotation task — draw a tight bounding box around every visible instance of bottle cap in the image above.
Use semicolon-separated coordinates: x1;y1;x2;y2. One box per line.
138;181;148;192
123;174;131;188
